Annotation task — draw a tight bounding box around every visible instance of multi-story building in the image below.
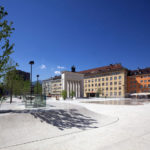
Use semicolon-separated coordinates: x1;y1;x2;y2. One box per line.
127;68;150;96
80;64;127;98
42;78;52;96
51;76;62;97
42;64;150;99
42;67;84;98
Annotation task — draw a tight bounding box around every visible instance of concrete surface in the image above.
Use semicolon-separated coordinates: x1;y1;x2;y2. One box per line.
0;98;150;150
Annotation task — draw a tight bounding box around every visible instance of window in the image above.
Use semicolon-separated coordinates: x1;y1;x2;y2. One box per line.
106;83;108;86
110;87;113;90
119;76;122;79
144;80;147;83
119;92;121;96
148;84;150;88
110;77;112;80
88;89;90;91
110;92;113;96
102;78;104;81
95;83;97;86
140;80;143;83
119;81;121;85
92;84;94;87
88;80;90;82
95;79;97;82
144;85;147;88
148;80;150;82
106;87;108;90
85;80;87;83
119;87;122;90
102;83;105;86
114;76;117;80
88;84;90;87
110;82;112;85
114;92;117;96
140;85;143;88
98;79;101;82
114;82;117;85
114;87;117;90
106;77;108;81
98;83;100;86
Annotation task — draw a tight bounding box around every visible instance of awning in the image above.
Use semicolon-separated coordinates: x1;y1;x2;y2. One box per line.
130;93;150;96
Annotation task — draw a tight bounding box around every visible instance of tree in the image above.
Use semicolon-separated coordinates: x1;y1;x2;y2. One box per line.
22;80;30;95
0;6;16;104
70;91;75;99
61;90;67;100
0;6;15;78
34;82;42;95
3;59;18;103
0;82;6;108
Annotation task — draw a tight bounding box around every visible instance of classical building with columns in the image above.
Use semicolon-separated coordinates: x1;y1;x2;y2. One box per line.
61;71;84;98
42;68;84;98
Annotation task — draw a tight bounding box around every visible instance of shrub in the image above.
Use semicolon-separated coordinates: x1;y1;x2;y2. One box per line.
61;90;67;100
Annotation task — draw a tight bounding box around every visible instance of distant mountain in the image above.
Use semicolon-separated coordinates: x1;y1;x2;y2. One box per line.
32;80;42;85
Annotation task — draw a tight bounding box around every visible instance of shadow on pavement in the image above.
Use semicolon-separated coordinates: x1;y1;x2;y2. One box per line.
0;109;98;130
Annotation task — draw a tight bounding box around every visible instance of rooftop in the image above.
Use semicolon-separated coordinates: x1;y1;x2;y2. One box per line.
79;64;126;75
128;67;150;76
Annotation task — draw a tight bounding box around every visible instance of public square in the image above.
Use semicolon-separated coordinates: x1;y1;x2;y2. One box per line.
0;98;150;150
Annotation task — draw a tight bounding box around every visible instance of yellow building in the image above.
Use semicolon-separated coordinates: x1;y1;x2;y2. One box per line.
80;64;127;98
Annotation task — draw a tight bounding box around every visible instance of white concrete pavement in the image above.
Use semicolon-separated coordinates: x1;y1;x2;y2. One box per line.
0;98;150;150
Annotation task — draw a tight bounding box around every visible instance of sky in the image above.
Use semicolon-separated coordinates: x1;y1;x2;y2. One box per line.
1;0;150;81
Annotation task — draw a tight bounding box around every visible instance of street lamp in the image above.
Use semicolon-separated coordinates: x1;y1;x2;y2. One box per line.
36;74;39;94
29;61;34;98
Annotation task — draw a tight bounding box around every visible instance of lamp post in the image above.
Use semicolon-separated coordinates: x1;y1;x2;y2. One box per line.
36;74;39;94
29;61;34;99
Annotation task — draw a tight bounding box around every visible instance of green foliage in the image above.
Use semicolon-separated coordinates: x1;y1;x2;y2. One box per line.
4;66;30;103
22;80;30;94
0;6;15;78
0;83;6;108
61;90;67;100
34;82;42;95
70;91;75;98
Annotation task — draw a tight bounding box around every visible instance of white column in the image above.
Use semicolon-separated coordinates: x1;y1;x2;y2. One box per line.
67;81;69;98
70;81;72;97
76;82;78;97
78;81;80;97
73;81;75;92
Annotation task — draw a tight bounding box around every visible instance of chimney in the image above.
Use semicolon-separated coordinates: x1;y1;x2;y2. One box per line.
71;65;76;72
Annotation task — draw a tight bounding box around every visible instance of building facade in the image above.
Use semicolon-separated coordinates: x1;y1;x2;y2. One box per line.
42;64;150;99
51;76;62;97
42;78;52;96
80;64;127;98
127;68;150;96
62;71;84;98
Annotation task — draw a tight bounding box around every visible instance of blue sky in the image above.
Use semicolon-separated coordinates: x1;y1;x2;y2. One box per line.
1;0;150;81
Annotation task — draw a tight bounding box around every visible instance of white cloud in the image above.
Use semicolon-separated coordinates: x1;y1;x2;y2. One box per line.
54;71;61;75
57;66;65;69
40;64;46;69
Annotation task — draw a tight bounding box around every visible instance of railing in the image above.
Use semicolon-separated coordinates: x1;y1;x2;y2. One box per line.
23;94;46;108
